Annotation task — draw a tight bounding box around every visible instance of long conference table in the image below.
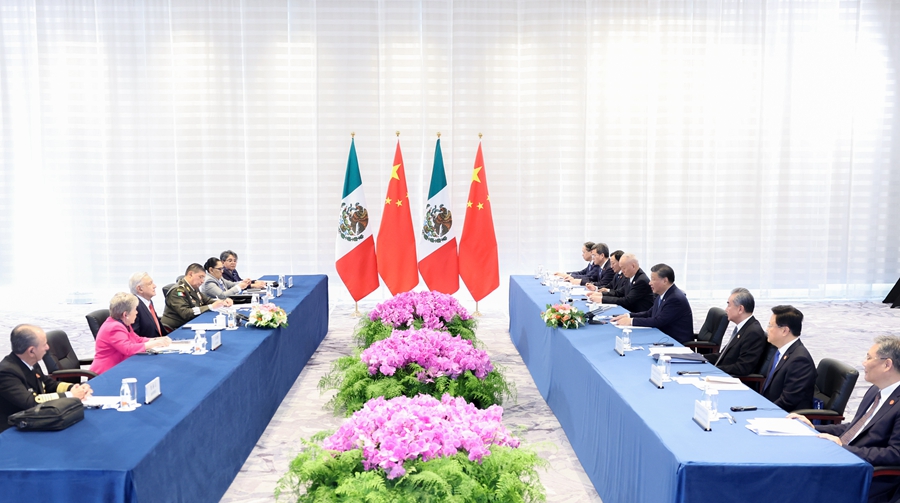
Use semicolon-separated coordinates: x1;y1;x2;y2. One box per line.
0;275;328;503
509;275;871;503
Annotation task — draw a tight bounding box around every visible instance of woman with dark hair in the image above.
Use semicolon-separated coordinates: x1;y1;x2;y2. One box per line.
202;257;251;299
220;250;242;282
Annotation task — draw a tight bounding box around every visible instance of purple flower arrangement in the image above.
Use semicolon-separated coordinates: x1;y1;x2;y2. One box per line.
357;290;478;348
368;290;472;329
323;394;519;479
361;328;492;381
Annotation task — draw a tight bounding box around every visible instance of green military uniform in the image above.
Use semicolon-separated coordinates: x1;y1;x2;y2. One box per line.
160;279;216;331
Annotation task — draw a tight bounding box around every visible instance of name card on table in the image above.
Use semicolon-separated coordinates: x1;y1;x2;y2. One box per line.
692;400;713;431
145;377;161;405
615;336;626;356
276;285;283;297
211;331;222;351
287;276;293;288
649;363;666;389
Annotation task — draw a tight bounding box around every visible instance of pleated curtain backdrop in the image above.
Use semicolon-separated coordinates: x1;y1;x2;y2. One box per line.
0;0;897;301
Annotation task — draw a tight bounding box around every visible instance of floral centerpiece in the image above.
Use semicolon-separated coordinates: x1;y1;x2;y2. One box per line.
276;394;546;502
541;303;585;329
320;328;514;416
356;290;477;348
247;303;289;329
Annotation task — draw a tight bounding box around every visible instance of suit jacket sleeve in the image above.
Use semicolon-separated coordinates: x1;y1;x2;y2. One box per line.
773;349;817;412
612;278;653;313
105;324;149;358
632;294;685;329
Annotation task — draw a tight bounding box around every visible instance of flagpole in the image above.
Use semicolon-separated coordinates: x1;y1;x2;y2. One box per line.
474;301;481;317
352;302;361;317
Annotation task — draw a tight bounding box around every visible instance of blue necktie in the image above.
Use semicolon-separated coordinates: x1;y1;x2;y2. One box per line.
763;350;781;390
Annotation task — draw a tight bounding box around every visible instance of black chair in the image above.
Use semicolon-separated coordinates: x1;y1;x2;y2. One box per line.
791;358;858;425
85;309;109;340
42;329;97;384
162;283;176;297
684;307;728;354
736;345;776;393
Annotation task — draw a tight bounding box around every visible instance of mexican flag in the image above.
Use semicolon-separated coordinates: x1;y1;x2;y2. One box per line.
375;139;419;295
458;140;499;302
417;138;459;294
335;137;379;301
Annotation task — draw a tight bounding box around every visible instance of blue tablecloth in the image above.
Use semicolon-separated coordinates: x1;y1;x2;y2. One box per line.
0;275;329;503
509;275;871;503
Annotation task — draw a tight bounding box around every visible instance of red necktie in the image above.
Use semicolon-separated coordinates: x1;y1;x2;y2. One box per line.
148;302;163;337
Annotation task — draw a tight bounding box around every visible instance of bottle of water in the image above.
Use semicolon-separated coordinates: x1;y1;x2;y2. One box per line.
622;328;632;350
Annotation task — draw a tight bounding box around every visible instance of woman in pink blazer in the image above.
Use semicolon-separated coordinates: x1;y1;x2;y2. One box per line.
90;293;171;374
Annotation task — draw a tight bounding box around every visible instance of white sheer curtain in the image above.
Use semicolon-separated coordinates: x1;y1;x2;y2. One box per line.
0;0;897;302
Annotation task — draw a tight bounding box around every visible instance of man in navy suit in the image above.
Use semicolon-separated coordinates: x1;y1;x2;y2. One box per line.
129;272;164;338
611;263;693;344
760;305;816;412
556;241;596;281
790;335;900;503
705;288;770;376
568;243;614;287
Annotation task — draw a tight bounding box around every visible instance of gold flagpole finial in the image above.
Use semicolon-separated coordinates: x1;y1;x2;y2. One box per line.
478;132;483;140
351;132;355;138
437;132;441;138
396;131;400;137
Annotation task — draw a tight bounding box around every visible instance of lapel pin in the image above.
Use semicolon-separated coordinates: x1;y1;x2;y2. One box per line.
890;400;895;406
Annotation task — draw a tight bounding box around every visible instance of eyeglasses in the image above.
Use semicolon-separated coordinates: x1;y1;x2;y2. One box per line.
865;354;890;362
213;267;225;271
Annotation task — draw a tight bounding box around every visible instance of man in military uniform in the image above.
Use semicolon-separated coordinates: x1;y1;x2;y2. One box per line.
0;324;93;431
161;263;232;331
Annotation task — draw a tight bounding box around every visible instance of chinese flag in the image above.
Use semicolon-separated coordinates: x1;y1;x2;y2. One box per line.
458;141;499;301
375;140;419;295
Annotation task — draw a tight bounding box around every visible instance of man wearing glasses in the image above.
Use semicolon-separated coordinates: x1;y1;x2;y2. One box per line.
790;335;900;503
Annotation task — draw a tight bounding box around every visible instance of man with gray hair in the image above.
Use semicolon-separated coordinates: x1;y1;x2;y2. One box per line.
0;324;92;431
704;288;770;376
129;272;163;338
790;335;900;502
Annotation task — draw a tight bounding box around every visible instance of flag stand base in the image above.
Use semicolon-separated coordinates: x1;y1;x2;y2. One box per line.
351;302;362;318
473;301;482;317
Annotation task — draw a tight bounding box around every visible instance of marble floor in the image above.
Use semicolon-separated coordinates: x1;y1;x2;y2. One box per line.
0;283;898;502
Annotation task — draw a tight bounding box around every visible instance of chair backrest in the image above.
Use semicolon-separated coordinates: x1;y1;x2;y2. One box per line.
45;329;81;371
162;283;176;297
85;309;109;340
815;358;859;415
696;307;729;344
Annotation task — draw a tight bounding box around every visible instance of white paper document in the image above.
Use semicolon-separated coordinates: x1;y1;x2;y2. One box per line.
147;340;195;354
746;418;818;436
570;287;587;296
691;381;749;392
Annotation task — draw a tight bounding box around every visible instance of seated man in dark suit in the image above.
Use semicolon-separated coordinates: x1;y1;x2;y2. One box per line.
0;324;92;431
611;263;693;344
587;249;624;294
760;305;816;412
705;287;770;376
789;335;900;503
129;272;164;338
568;242;614;287
555;241;596;281
588;253;654;313
160;263;231;331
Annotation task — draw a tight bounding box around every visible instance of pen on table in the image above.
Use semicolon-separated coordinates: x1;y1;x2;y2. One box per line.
676;371;702;375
